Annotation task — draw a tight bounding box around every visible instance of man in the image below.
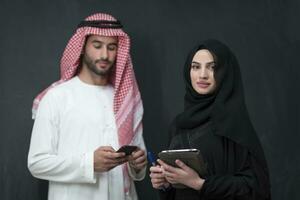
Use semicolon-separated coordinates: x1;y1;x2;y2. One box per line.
28;13;147;200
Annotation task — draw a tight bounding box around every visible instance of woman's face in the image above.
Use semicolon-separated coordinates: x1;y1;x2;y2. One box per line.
190;49;216;95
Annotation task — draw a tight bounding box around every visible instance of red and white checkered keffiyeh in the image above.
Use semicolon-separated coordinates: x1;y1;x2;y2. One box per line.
32;13;143;193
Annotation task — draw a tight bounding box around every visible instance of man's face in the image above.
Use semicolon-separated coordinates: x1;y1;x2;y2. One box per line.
82;35;118;77
190;49;216;95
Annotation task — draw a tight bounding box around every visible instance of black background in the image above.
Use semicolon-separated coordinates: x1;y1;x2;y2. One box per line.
0;0;299;199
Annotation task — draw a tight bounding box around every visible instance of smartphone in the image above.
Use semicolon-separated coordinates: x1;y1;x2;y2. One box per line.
116;145;138;156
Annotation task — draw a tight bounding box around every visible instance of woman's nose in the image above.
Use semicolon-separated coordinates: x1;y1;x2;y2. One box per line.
199;68;208;78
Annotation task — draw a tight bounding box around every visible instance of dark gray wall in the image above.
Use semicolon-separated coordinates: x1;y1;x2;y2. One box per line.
0;0;299;199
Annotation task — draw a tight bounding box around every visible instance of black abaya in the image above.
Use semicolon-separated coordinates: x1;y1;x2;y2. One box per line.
159;40;271;200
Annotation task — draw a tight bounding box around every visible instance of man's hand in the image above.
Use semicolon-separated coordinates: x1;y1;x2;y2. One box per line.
128;148;147;172
94;146;128;172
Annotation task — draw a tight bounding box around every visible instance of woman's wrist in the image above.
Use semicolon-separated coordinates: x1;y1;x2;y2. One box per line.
163;182;171;189
191;177;205;190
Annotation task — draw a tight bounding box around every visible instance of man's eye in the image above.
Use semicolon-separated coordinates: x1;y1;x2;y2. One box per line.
108;45;117;51
93;45;101;49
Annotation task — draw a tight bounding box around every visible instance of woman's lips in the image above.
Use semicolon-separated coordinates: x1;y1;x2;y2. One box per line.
196;82;210;88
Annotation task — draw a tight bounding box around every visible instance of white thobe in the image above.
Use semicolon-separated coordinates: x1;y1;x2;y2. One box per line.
28;76;146;200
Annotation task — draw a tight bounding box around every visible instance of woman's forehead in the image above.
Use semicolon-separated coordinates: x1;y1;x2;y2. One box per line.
192;49;214;62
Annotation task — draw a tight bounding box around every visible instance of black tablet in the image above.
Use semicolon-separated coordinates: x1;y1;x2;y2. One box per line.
158;149;207;188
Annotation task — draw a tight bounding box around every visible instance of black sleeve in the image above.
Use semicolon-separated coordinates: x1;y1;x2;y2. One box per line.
158;187;176;200
199;151;255;199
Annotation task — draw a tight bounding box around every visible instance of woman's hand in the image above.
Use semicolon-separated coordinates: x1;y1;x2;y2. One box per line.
149;165;170;189
158;159;205;190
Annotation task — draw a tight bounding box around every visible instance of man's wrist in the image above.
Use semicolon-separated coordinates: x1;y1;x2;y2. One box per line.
129;161;142;172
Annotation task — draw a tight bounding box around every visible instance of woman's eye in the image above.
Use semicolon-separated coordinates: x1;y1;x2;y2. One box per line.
207;65;215;70
191;65;200;69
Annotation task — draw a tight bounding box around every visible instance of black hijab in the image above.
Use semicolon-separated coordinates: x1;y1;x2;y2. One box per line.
175;39;271;199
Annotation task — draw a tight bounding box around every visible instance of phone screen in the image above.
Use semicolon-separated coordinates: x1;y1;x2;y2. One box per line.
117;145;138;155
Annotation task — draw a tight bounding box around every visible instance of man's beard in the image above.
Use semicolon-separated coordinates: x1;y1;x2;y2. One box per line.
83;55;114;77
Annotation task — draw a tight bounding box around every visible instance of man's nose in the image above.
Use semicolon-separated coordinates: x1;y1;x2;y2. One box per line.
100;47;108;59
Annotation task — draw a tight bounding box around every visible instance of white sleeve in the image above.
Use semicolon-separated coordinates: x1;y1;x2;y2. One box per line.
127;126;147;181
27;91;96;183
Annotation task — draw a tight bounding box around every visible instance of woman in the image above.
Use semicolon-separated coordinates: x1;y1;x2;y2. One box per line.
150;40;271;200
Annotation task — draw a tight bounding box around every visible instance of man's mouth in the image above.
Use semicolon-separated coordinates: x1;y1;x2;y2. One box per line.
96;61;110;68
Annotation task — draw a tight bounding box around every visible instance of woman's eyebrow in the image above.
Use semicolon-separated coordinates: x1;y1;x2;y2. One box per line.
206;61;216;65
